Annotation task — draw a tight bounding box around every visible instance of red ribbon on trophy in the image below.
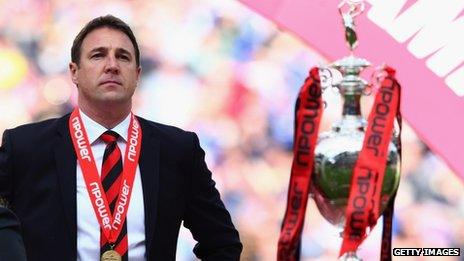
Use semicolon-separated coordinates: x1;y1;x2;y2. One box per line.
340;66;402;259
277;67;324;261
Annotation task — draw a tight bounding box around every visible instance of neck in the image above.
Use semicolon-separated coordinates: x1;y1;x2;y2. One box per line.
78;100;131;129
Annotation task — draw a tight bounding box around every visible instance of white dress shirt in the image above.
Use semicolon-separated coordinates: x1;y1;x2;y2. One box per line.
76;110;146;260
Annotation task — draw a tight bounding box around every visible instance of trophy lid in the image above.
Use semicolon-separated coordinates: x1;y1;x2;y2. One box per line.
332;55;370;73
331;55;370;94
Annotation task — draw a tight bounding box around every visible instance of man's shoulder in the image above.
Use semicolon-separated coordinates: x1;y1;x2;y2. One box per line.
4;114;69;140
136;116;198;146
136;116;189;134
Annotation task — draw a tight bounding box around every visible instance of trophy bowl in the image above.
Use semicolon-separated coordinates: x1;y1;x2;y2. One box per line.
311;124;401;227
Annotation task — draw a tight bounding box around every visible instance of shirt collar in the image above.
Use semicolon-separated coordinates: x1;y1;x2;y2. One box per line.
79;109;131;144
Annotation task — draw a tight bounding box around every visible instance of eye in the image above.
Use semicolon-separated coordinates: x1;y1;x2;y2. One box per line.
118;54;130;61
91;53;104;59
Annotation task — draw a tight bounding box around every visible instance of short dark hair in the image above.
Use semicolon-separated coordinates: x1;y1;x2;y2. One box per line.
71;15;140;67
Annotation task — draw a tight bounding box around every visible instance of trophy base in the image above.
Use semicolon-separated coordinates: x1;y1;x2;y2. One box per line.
340;251;362;261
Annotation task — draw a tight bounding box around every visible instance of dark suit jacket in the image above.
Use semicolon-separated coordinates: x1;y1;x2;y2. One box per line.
0;206;27;261
0;114;242;260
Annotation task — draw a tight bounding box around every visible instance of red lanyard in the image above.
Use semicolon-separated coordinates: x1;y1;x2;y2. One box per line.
340;67;400;258
277;67;324;261
69;108;142;243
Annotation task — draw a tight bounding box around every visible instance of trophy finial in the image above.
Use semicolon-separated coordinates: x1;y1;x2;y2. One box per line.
330;0;370;95
338;0;365;52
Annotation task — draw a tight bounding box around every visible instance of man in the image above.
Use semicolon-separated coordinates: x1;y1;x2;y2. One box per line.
0;206;27;261
0;15;242;260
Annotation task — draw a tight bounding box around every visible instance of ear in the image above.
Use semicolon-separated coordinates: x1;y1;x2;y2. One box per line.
69;62;79;86
136;66;142;85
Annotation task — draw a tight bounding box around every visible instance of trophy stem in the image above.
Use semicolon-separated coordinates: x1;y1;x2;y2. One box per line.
341;94;361;117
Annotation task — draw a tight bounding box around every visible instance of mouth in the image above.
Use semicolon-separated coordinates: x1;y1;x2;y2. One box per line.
100;80;122;86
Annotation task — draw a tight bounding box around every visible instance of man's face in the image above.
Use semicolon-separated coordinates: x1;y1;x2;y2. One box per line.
69;27;141;107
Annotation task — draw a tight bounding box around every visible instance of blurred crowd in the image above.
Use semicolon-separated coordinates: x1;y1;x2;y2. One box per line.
0;0;463;260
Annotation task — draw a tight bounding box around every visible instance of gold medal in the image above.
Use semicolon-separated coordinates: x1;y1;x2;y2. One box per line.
101;250;121;261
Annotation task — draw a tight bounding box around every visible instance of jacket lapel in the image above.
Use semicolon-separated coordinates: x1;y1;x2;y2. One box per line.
54;114;77;253
138;117;160;252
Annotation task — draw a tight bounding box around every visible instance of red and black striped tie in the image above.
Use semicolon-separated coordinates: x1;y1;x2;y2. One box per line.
100;131;128;260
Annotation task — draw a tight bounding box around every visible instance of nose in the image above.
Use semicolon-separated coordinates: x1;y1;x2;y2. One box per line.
104;55;120;74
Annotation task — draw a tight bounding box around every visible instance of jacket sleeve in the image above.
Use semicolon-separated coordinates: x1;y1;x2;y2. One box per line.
183;132;242;261
0;206;27;261
0;129;13;205
0;130;27;261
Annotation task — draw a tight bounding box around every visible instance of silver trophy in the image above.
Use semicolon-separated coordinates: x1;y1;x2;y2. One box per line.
310;1;401;259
